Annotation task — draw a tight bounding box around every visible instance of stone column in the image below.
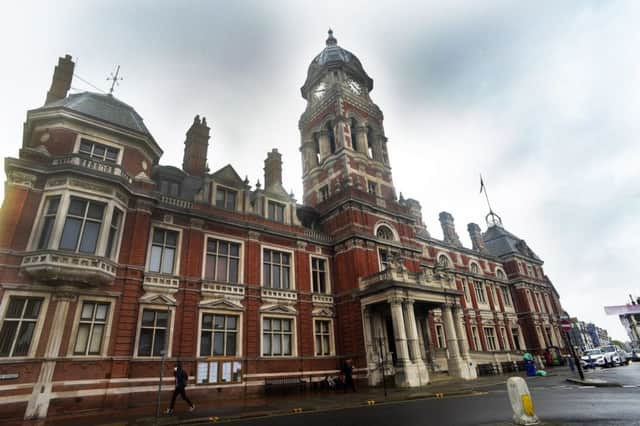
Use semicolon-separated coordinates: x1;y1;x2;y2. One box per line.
301;139;317;173
25;292;76;419
403;300;429;384
370;133;384;162
390;298;411;364
362;306;380;385
453;304;477;379
317;130;331;162
442;303;475;380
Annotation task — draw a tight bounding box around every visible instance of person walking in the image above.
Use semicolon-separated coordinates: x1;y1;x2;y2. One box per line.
165;361;195;415
341;358;356;393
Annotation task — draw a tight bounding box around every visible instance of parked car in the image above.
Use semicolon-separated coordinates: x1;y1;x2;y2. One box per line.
599;345;625;366
580;348;606;368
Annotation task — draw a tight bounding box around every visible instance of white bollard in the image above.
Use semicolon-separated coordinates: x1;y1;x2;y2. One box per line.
507;376;540;425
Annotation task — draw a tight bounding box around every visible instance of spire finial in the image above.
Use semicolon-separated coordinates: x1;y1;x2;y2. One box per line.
326;28;337;46
106;65;123;95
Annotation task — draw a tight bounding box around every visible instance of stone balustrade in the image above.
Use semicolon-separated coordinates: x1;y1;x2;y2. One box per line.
21;250;117;286
261;288;298;301
52;154;133;184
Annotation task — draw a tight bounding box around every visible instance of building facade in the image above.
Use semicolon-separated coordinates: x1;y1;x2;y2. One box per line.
0;32;566;420
605;299;640;351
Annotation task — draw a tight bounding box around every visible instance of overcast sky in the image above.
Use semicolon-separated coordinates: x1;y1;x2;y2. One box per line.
1;1;639;341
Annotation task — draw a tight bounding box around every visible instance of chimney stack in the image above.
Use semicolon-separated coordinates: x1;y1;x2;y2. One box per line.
439;211;462;247
182;115;210;176
45;54;75;104
264;149;283;191
467;223;486;252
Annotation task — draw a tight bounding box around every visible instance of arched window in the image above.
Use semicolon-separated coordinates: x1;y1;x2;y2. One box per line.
496;269;505;280
437;255;449;268
376;225;394;240
470;263;480;274
326;122;336;154
350;118;358;151
366;127;374;159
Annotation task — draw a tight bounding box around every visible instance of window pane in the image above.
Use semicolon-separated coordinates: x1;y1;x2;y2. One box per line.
273;267;280;289
213;332;224;355
38;217;55;249
60;218;82;250
160;247;175;274
228;259;238;283
156;311;169;327
226;332;236;356
230;244;239;257
6;298;24;318
219;243;228;255
68;199;86;216
315;335;321;355
283;334;291;355
202;314;213;330
214;315;225;329
263;318;270;331
207;239;217;253
80;140;92;153
165;231;177;247
153;229;164;244
227;316;237;330
282;320;291;332
215;257;227;282
142;310;155;327
79;221;101;253
226;192;236;210
81;303;94;320
13;322;36;356
205;255;215;280
87;203;104;220
93;145;105;157
272;319;281;331
0;322;18;357
273;335;281;355
200;332;211;356
89;324;104;354
263;264;270;287
95;304;108;321
24;299;42;319
282;267;289;289
138;329;152;356
105;148;118;162
263;334;270;355
149;246;162;272
153;329;166;356
215;190;225;208
106;228;117;258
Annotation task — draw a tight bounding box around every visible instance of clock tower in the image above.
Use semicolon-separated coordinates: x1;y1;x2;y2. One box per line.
299;30;395;208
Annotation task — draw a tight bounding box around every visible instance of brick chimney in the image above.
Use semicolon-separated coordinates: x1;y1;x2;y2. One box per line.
264;149;283;191
182;115;210;176
439;211;462;247
45;54;75;104
467;222;486;252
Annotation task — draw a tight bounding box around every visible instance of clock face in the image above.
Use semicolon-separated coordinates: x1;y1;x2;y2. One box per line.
348;79;361;95
312;82;326;100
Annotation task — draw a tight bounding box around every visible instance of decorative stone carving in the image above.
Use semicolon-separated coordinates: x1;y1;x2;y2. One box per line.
7;171;37;189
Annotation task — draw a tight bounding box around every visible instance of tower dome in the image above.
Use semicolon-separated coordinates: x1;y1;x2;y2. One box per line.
300;30;373;99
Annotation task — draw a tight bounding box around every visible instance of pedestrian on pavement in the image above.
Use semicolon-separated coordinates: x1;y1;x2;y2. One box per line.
341;358;356;393
166;361;195;415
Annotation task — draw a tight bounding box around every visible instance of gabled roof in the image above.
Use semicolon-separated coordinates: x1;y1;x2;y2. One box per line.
483;224;541;261
211;164;245;188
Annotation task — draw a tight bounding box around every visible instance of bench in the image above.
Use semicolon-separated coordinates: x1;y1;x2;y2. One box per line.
264;376;306;394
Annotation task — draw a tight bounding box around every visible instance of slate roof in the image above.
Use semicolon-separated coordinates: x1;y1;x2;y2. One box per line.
483;224;540;261
42;92;151;136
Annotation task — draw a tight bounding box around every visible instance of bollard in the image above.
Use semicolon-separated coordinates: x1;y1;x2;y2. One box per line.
507;377;540;425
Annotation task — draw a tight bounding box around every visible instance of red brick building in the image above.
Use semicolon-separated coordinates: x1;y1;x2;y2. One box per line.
0;32;566;420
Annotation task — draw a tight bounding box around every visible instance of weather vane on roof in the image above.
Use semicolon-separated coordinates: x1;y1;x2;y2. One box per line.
107;65;123;95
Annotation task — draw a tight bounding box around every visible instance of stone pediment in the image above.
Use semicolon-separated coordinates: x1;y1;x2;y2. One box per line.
260;303;297;314
312;307;334;317
139;293;176;305
211;164;244;188
198;297;244;311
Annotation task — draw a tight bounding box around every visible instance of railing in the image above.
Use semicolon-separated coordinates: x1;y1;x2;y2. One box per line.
21;250;117;285
160;195;193;209
303;229;332;242
358;267;456;291
311;294;334;304
202;281;246;297
52;154;133;184
261;288;298;301
142;273;180;293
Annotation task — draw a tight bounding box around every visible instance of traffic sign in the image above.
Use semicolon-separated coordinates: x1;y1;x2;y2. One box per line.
561;319;572;332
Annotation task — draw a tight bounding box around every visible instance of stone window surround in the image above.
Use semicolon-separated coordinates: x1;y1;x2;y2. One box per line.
200;233;245;284
469;261;481;274
473;280;488;306
260;244;296;291
66;295;116;357
435;324;445;348
500;326;511;350
263;197;290;224
72;133;124;165
145;223;183;276
0;290;51;359
196;308;243;359
436;252;453;269
484;327;497;351
312;317;334;357
213;184;239;211
470;325;482;351
132;303;176;359
309;255;331;294
27;188;127;261
373;221;399;242
259;313;297;358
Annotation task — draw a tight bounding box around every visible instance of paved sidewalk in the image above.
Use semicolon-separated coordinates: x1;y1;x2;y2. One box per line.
26;368;576;426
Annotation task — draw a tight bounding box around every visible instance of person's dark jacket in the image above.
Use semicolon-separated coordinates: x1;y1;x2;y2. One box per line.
175;367;188;387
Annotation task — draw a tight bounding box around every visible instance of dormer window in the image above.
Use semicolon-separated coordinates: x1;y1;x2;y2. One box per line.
268;201;285;223
367;181;378;195
159;180;180;197
437;255;450;268
79;139;119;163
470;263;480;274
215;187;237;210
496;269;506;280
